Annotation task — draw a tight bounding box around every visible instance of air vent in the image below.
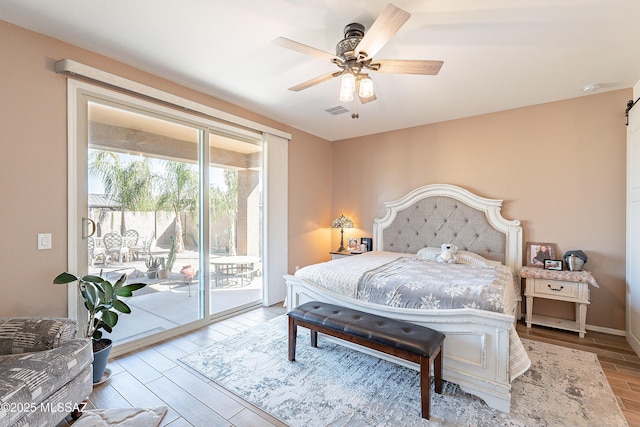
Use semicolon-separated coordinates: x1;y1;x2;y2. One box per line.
325;105;349;116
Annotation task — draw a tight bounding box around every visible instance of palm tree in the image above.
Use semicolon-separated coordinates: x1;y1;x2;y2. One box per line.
211;170;238;256
89;150;153;235
156;161;198;253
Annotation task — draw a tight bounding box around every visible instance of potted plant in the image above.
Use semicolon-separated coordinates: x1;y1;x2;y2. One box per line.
158;237;177;279
157;260;169;279
53;272;146;383
145;256;162;279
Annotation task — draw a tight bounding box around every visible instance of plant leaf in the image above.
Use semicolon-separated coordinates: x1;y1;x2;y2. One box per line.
112;299;131;314
82;284;98;310
53;272;78;284
103;280;114;303
101;310;118;328
115;283;146;297
114;274;128;290
81;275;105;284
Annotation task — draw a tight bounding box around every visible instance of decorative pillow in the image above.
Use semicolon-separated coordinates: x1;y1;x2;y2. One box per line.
415;247;442;262
456;251;502;268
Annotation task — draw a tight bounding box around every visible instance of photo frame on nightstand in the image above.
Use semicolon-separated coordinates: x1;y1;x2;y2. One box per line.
347;238;359;252
526;242;557;268
544;259;563;270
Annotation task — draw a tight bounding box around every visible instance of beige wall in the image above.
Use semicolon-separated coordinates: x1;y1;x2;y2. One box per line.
0;19;628;332
331;90;629;331
0;20;331;318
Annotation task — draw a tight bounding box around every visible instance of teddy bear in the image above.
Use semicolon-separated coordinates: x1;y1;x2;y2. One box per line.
437;243;458;264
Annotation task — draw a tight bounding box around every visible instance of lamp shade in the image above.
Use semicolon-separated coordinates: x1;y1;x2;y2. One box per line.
358;76;374;98
339;73;356;102
331;215;354;229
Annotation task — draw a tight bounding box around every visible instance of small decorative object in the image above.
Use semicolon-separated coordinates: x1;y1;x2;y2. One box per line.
331;214;354;252
544;259;563;270
437;243;458;264
526;242;557;268
361;237;373;252
53;272;146;383
347;238;359;252
564;250;587;271
180;265;195;281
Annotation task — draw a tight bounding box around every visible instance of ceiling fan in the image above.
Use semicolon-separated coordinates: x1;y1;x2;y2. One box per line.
273;3;443;104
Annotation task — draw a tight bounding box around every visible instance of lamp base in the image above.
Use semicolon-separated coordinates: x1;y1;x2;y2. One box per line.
336;245;347;253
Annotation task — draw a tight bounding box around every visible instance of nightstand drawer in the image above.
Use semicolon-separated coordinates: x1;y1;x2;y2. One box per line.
533;279;580;300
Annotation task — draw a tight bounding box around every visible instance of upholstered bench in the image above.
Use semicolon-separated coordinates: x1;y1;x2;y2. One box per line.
287;301;445;420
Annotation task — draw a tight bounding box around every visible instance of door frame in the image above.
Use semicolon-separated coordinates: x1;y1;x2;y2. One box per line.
65;79;288;356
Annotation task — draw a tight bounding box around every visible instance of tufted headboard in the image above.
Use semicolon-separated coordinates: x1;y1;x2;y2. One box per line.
373;184;523;272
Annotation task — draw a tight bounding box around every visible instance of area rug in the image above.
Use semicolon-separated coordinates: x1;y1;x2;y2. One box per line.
180;316;627;426
72;406;167;427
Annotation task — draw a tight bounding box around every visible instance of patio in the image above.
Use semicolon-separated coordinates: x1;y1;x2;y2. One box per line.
89;247;263;345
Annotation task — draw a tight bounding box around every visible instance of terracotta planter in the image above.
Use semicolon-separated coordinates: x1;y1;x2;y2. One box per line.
158;269;169;279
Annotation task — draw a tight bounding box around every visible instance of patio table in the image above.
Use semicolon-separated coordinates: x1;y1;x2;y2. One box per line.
211;256;259;287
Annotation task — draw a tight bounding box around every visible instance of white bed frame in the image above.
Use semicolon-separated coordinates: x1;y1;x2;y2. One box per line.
285;184;523;412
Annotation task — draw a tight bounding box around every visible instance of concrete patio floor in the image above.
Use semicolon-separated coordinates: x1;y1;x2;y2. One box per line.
89;248;263;344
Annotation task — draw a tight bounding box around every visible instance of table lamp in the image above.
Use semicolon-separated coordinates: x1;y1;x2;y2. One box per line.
331;214;354;252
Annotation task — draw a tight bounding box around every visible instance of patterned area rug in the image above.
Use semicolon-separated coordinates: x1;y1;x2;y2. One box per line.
180;316;627;426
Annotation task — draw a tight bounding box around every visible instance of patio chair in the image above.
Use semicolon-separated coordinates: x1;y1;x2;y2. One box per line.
103;231;128;263
124;229;141;260
141;231;156;259
88;236;106;266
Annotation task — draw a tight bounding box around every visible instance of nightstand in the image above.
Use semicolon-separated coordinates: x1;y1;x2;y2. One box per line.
520;266;599;338
330;251;360;260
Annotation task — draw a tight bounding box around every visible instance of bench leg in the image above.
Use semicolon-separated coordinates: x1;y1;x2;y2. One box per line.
419;345;443;420
420;356;431;420
434;346;443;394
288;316;297;361
310;330;318;348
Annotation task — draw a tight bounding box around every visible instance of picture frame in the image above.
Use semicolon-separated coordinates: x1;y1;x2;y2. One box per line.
544;259;563;271
526;242;557;268
347;238;359;252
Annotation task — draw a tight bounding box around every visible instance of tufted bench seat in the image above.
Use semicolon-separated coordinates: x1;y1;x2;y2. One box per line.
287;301;445;420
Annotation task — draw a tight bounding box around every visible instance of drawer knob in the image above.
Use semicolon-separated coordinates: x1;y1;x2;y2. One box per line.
548;284;564;291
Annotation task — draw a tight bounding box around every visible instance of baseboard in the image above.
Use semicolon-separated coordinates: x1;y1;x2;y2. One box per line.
585;324;626;336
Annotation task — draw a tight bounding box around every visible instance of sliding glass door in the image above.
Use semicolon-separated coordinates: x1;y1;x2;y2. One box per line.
209;137;263;316
72;85;264;352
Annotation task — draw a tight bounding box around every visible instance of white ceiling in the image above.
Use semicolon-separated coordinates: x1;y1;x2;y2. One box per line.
2;0;640;141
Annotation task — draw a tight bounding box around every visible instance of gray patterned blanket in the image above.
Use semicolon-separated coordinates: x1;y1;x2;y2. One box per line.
356;257;512;313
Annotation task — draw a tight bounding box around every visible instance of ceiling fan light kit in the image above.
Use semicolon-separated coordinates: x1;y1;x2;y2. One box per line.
273;3;443;105
339;73;356;102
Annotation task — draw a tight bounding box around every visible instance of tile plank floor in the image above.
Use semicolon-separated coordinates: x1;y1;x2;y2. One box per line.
60;306;639;426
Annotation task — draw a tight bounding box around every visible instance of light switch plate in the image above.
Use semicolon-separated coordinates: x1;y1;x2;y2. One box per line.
38;233;52;250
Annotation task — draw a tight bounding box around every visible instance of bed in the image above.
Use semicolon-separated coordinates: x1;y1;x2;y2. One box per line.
284;184;531;413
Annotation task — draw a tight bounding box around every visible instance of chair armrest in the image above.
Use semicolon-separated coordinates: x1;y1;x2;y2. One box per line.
0;318;78;355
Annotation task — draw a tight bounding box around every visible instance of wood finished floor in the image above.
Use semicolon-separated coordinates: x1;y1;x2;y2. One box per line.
60;306;640;427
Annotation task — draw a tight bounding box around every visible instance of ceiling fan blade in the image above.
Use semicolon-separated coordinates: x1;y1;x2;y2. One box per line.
356;4;410;59
273;37;341;63
372;59;443;75
288;71;341;92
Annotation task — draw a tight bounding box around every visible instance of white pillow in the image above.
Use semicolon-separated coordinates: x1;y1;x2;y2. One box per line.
415;247;441;262
456;251;502;268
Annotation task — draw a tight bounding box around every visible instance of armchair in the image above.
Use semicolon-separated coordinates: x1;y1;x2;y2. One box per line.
0;318;92;427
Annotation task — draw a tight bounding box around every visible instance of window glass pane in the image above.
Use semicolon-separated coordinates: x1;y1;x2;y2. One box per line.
209;132;263;316
87;101;202;344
